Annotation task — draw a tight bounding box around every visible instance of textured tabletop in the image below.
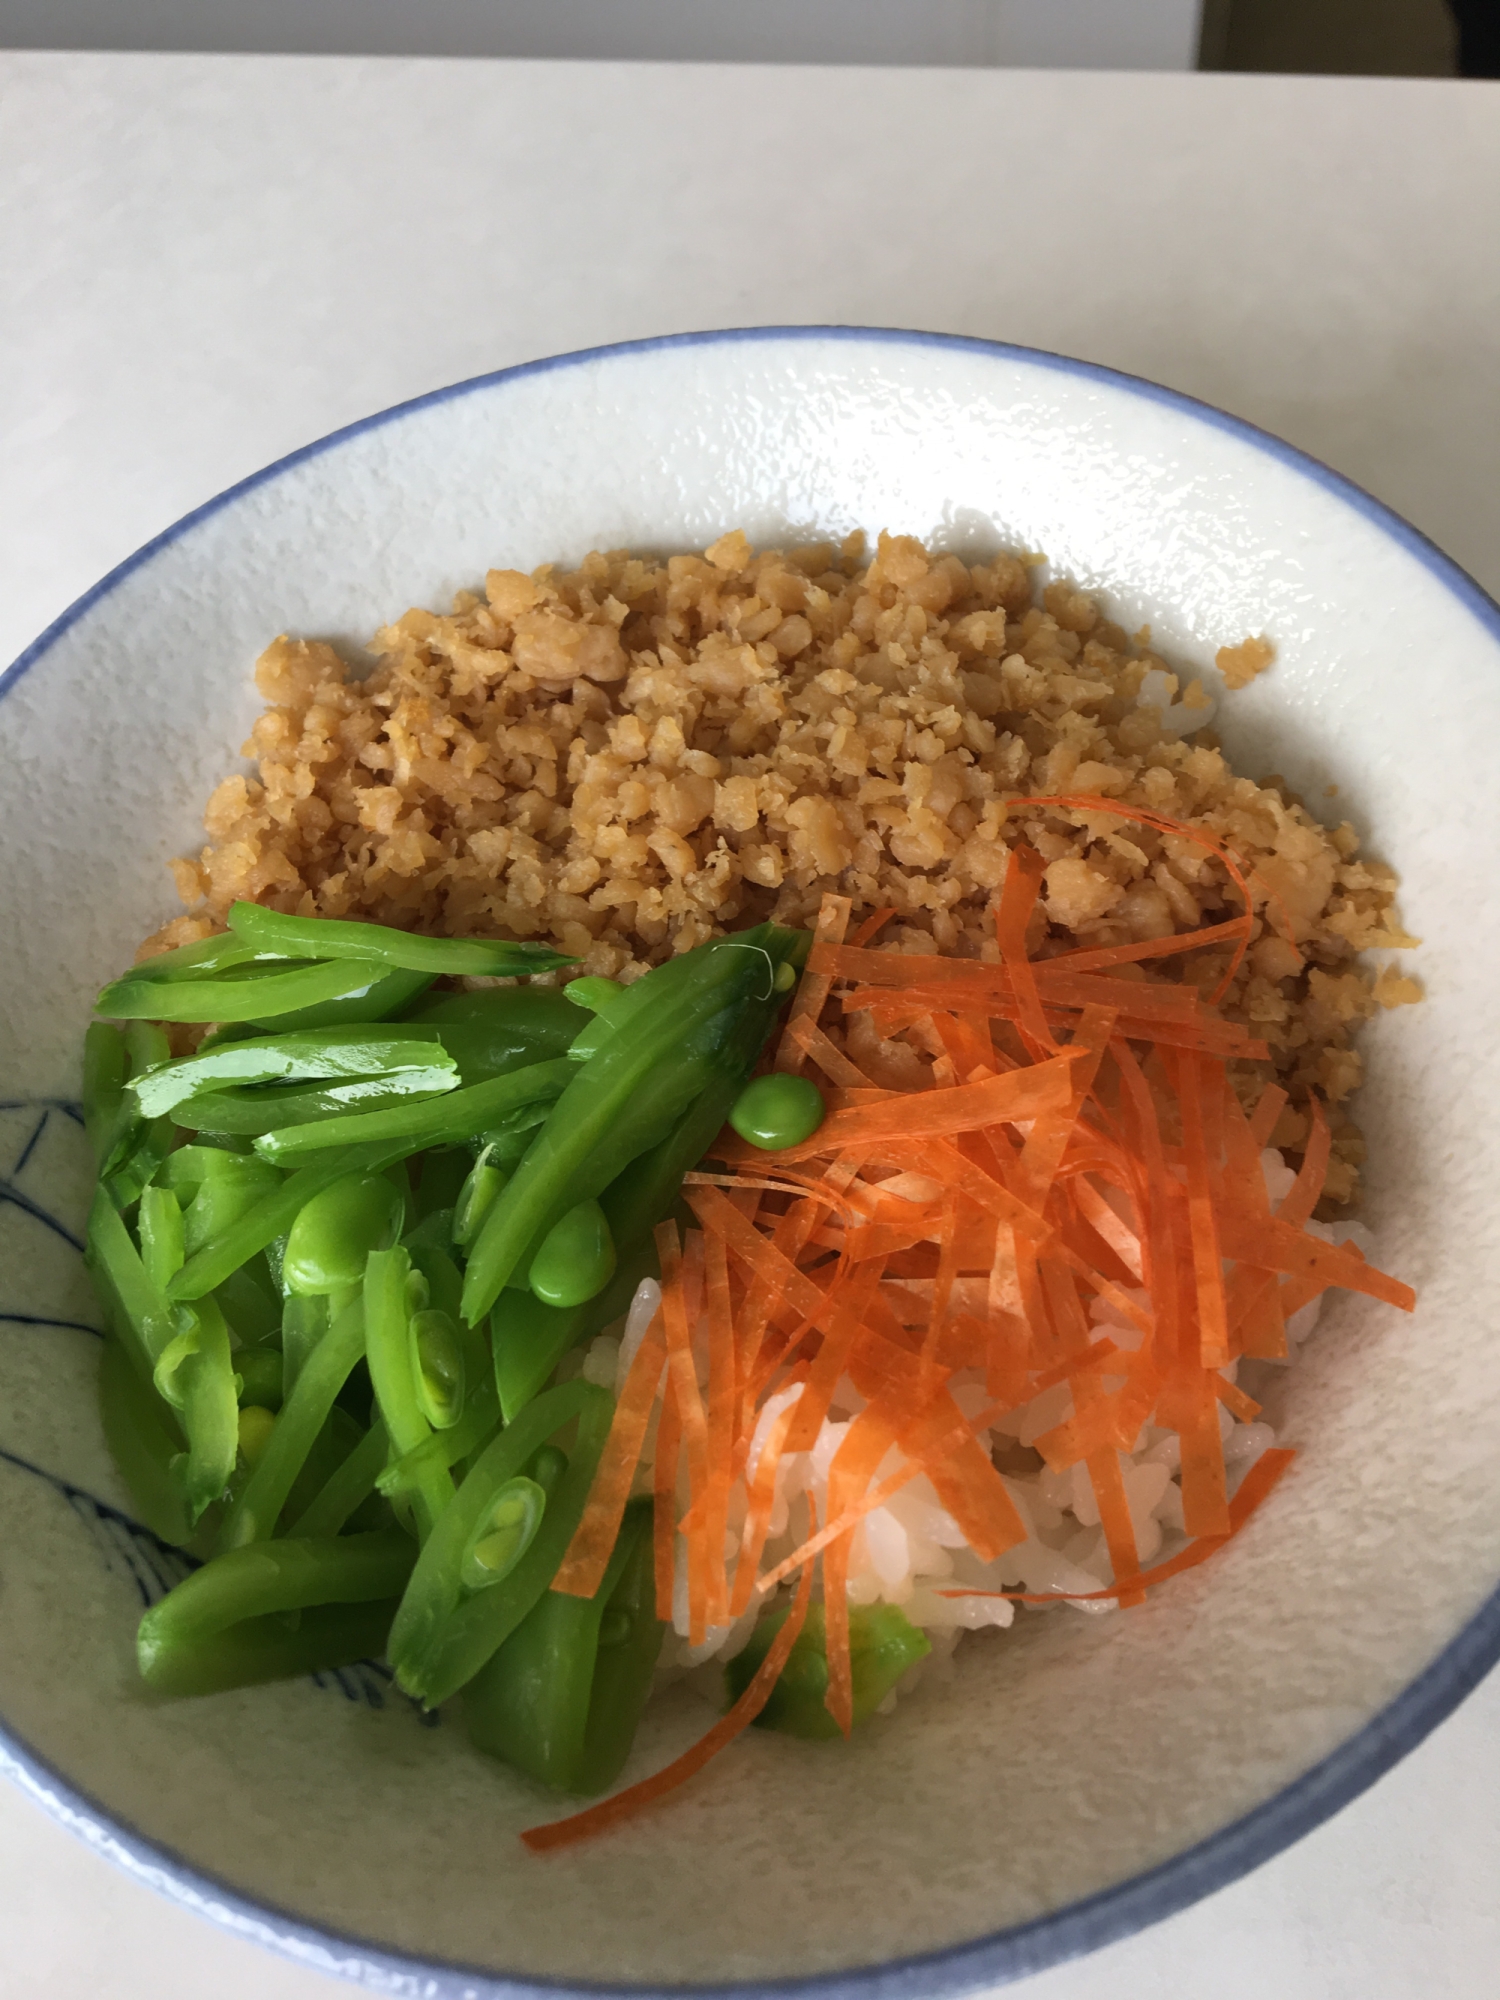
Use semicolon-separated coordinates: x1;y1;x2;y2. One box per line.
1;48;1498;2000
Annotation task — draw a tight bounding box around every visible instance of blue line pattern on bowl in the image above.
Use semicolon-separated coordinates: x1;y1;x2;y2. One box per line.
2;325;1500;1996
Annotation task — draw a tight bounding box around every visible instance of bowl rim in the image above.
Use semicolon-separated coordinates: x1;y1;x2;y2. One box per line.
4;322;1500;1996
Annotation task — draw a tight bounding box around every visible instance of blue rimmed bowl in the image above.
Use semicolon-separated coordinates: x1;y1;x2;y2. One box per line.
2;327;1499;1996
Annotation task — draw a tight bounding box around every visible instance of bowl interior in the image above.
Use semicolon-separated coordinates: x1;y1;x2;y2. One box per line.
3;330;1499;1992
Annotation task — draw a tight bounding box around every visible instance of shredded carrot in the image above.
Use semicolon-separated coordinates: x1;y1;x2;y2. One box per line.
536;794;1415;1848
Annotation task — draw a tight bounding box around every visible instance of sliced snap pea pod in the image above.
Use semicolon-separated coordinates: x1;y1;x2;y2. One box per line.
98;1337;191;1548
280;1294;328;1400
493;1238;656;1424
178;1158;287;1260
85;1185;184;1384
388;1380;610;1706
213;1258;282;1345
227;900;577;978
176;1072;456;1136
404;986;589;1086
166;1141;399;1301
463;1499;661;1794
409;1308;466;1430
131;1025;458;1119
376;1377;500;1499
725;1602;931;1739
97;956;388;1025
153;1295;240;1524
287;1419;390;1540
83;1021;132;1167
364;1247;454;1540
453;1148;508;1249
251;1058;574;1165
561;977;626;1015
137;1527;415;1697
98;931;273;987
138;1185;186;1293
245;963;435;1033
217;1295;368;1550
460;925;808;1326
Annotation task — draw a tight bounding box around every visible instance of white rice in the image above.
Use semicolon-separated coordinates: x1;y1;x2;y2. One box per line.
564;1146;1374;1711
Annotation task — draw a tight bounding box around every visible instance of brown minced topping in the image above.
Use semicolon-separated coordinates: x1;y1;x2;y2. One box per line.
145;530;1419;1206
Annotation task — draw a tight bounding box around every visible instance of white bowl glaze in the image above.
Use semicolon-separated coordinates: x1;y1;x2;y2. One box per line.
2;328;1498;1996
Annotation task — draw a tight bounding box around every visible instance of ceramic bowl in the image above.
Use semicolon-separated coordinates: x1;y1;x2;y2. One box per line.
3;328;1499;1996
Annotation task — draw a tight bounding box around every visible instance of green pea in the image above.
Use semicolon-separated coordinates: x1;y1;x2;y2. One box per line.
460;1475;547;1591
525;1443;568;1496
528;1198;616;1310
774;960;797;994
235;1347;284;1410
409;1307;466;1430
282;1173;403;1296
728;1072;826;1150
453;1147;509;1249
562;976;626;1014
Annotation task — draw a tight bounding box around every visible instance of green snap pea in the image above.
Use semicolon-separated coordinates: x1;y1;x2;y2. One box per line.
245;963;435;1032
459;924;808;1327
217;1295;368;1549
251;1059;574;1166
725;1602;931;1739
152;1295;239;1523
137;1528;415;1697
97;1337;191;1548
528;1198;616;1309
409;1308;466;1429
728;1072;827;1150
131;1025;458;1120
137;1186;186;1292
83;1021;133;1169
282;1172;404;1295
287;1419;390;1539
387;1380;610;1706
453;1149;508;1248
376;1376;499;1500
405;987;589;1088
562;977;626;1014
227;901;576;979
213;1259;282;1345
462;1499;661;1794
176;1072;457;1137
460;1477;547;1590
166;1141;399;1300
235;1348;284;1410
364;1247;453;1540
97;957;387;1025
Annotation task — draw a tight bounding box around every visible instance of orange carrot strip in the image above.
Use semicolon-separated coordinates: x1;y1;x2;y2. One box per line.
777;893;850;1075
553;1312;667;1599
520;1554;817;1853
1277;1094;1331;1229
657;1225;714;1645
1044;914;1253;975
821;1405;903;1736
1215;1375;1262;1423
783;1262;883;1454
1176;1049;1231;1368
1249;1083;1290;1150
715;1057;1076;1167
783;1013;877;1089
1178;1371;1230;1537
700;1228;738;1626
897;1387;1027;1562
1016;1006;1116;1212
995;842;1058;1054
1016;793;1260;1000
730;1392;802;1617
1070;1174;1143;1280
1216;1211;1415;1311
937;1446;1296;1607
849;905;898;948
652;1375;682;1623
1087;1446;1144;1605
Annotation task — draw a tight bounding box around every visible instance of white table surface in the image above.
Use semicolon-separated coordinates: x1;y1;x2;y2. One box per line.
2;48;1498;2000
